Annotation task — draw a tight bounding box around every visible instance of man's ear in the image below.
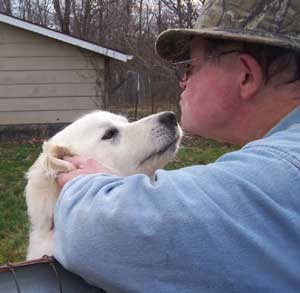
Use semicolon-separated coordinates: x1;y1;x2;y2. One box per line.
42;142;76;179
238;54;264;100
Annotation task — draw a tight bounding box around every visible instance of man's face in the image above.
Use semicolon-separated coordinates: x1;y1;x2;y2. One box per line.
179;38;242;141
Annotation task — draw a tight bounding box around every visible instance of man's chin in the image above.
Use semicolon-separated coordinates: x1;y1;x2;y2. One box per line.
181;120;205;137
180;116;193;133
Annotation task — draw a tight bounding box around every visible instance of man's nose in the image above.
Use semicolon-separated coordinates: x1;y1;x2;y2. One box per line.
179;72;188;89
179;79;187;90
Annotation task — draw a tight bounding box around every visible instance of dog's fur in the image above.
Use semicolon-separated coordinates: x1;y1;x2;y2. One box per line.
25;110;182;260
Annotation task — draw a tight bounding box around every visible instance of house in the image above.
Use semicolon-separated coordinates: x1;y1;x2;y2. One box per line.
0;13;132;125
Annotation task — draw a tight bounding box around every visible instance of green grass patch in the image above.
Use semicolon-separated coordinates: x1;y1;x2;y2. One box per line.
0;143;41;264
0;137;238;265
167;136;238;169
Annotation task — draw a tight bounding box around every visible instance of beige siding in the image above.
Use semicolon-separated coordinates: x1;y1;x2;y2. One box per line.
0;23;53;43
0;57;103;71
0;70;97;84
0;84;97;98
0;22;105;125
0;110;92;124
0;97;99;111
0;43;84;57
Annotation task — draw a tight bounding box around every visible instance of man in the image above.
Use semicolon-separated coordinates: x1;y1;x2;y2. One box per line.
54;0;300;292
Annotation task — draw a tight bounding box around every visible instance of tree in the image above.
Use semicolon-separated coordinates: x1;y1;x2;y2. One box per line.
160;0;201;28
0;0;11;14
53;0;71;33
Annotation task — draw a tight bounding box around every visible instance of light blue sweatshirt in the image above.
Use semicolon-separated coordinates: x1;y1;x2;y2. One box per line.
54;108;300;293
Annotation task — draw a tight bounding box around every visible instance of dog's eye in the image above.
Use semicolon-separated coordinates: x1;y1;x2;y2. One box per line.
102;128;118;140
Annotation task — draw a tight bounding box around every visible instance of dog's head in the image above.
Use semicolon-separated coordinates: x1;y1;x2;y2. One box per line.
25;110;182;259
43;110;182;178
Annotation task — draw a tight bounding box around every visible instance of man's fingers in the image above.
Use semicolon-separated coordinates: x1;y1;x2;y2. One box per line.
63;155;86;167
64;156;104;170
63;155;96;169
56;156;110;188
56;169;83;188
56;155;115;188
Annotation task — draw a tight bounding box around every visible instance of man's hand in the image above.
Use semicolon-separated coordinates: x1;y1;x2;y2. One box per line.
56;156;112;188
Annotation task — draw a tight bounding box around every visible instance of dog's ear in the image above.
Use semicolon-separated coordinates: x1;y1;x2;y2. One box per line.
42;142;76;179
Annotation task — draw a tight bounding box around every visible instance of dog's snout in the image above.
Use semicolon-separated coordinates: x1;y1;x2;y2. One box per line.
159;112;177;128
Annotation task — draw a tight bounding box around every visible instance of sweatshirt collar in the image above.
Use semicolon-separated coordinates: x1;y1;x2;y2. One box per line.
265;107;300;137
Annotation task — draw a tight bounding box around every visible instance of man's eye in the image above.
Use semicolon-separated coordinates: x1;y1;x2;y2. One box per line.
102;128;118;140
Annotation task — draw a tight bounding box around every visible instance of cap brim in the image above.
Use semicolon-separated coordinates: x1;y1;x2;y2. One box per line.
155;27;300;61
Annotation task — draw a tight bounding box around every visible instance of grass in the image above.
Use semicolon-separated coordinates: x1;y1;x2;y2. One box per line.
0;142;41;265
0;137;238;265
167;135;238;169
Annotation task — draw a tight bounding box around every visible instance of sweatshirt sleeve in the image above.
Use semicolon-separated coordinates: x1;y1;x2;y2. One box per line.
53;145;300;293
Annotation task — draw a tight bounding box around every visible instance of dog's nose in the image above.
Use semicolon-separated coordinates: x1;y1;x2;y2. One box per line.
159;112;177;128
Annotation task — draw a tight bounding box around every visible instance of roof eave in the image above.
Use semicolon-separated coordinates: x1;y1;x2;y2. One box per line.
0;13;133;62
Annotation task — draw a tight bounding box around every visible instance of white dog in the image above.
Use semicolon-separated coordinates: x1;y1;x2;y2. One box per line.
25;110;182;260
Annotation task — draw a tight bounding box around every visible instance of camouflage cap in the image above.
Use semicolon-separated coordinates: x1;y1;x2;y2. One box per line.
155;0;300;61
